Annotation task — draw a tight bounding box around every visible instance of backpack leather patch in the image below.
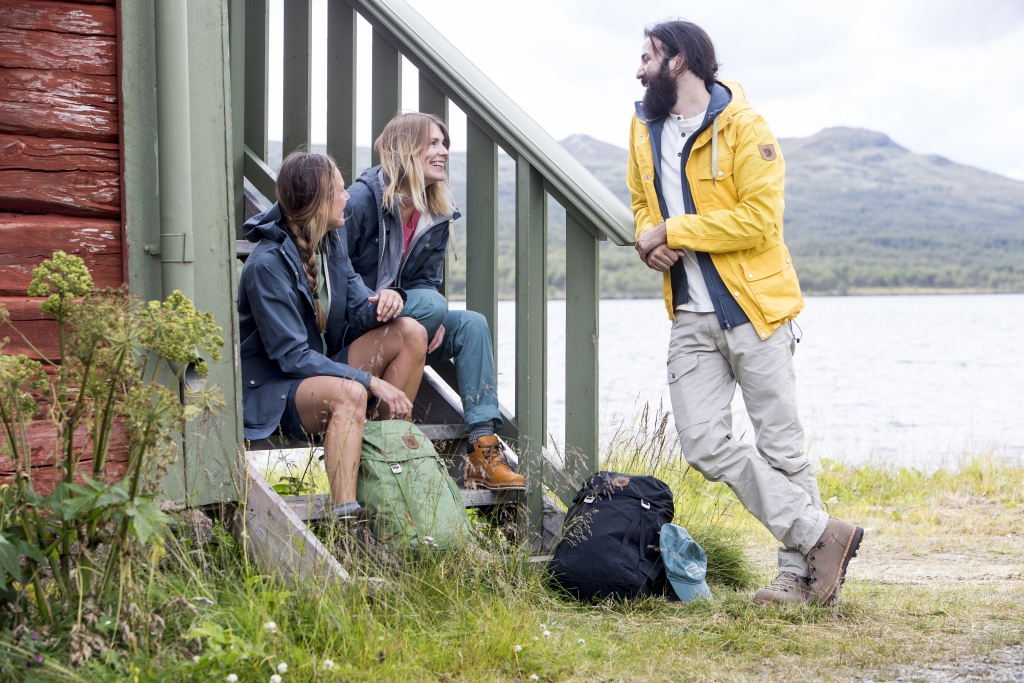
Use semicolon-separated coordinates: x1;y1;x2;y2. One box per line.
759;144;777;161
402;435;419;449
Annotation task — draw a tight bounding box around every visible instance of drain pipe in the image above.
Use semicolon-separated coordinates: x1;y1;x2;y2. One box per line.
154;0;194;301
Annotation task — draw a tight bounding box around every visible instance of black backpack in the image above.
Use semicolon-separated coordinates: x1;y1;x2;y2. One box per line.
548;471;674;601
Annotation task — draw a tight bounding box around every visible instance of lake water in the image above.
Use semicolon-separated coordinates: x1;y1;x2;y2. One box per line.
449;294;1024;468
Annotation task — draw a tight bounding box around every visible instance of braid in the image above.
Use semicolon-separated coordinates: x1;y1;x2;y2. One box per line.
276;150;337;337
285;216;327;334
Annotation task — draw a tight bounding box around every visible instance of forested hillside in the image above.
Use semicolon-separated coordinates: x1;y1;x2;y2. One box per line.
268;127;1024;298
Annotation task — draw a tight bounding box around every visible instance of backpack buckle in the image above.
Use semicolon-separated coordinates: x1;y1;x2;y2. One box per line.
583;495;595;504
389;462;403;474
640;499;650;509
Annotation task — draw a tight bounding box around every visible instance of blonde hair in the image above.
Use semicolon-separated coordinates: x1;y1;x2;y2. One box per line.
375;112;454;217
276;151;337;334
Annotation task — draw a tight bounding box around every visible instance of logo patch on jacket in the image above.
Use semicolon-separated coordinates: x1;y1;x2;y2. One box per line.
402;435;419;449
758;144;777;161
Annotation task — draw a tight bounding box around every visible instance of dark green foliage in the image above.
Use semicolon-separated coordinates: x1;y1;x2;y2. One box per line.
0;253;223;638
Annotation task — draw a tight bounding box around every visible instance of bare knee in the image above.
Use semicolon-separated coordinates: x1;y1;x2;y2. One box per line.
392;317;428;353
326;378;367;416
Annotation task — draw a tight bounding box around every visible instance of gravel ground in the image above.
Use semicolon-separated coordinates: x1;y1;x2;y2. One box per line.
858;645;1024;682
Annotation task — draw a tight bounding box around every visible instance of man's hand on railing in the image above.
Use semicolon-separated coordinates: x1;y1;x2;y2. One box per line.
369;376;413;420
369;289;404;322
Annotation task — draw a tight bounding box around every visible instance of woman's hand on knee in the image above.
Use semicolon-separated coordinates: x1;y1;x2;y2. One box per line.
368;288;404;322
369;376;413;420
427;324;445;353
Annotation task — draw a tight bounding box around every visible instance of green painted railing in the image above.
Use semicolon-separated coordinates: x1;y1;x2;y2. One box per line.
229;0;635;545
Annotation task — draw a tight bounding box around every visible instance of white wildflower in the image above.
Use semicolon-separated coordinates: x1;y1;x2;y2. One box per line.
277;662;288;673
578;638;586;644
263;621;277;634
270;676;282;683
533;636;539;641
513;645;523;653
226;676;238;683
321;658;336;671
424;536;435;542
539;623;546;630
192;655;201;663
542;630;551;638
530;675;539;681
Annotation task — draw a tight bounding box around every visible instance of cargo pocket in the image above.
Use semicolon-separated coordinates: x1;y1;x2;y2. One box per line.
739;245;802;323
666;354;711;430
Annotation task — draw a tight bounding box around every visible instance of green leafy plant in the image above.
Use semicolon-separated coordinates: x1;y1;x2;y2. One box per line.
0;251;224;629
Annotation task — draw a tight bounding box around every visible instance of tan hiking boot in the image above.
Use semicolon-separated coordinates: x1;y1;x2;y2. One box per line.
805;518;864;604
464;435;526;491
753;571;812;604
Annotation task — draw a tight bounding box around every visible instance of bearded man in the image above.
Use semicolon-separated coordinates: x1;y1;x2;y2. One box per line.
628;20;863;604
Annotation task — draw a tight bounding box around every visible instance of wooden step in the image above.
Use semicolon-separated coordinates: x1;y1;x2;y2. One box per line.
283;488;516;521
245;422;466;452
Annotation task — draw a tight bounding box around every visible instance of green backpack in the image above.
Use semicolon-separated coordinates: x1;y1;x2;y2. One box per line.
356;421;474;550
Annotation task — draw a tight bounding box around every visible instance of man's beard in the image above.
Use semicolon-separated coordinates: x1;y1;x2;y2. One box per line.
641;62;678;121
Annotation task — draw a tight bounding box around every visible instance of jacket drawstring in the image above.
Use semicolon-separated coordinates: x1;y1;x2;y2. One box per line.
448;219;457;261
711;115;720;184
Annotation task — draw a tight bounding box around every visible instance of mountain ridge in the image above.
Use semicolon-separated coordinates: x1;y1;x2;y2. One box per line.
266;126;1024;297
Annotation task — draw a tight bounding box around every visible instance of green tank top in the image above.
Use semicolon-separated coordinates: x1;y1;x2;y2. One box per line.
315;249;330;354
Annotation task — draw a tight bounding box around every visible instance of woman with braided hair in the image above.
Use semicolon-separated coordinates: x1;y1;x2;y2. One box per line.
238;151;427;517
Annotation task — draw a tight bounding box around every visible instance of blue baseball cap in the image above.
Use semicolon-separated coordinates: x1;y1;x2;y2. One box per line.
660;524;712;602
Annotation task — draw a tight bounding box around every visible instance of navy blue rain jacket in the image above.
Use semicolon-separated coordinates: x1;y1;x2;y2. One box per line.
344;165;460;292
238;204;388;439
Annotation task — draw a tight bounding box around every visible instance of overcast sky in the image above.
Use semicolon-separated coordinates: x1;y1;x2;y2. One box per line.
268;0;1024;180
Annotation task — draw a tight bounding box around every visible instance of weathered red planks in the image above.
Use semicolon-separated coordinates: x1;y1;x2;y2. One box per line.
0;134;118;172
0;68;118;141
0;27;116;75
0;169;120;217
0;1;116;35
1;297;60;359
0;418;130;494
0;214;122;295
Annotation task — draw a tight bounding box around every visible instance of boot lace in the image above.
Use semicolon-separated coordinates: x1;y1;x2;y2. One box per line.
767;572;801;594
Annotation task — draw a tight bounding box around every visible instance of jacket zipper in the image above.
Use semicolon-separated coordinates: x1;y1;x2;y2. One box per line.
396;218;451;287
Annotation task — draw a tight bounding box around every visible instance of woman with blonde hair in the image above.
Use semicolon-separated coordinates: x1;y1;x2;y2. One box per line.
343;112;523;491
238;151;428;517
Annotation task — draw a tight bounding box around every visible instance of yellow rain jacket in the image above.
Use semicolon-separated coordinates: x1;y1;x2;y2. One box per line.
627;80;803;340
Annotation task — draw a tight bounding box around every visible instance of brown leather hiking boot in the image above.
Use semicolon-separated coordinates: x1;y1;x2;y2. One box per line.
464;435;525;491
753;571;813;604
806;518;864;604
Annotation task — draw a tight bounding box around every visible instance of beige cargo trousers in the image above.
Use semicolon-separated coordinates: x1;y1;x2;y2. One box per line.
667;312;828;576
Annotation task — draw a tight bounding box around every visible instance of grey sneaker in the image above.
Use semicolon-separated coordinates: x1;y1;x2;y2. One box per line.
753;571;812;604
806;518;864;604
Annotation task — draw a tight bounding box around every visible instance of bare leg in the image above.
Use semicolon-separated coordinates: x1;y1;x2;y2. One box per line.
346;317;427;419
294;376;367;504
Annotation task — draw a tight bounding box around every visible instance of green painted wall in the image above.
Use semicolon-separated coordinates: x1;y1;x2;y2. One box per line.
120;0;244;505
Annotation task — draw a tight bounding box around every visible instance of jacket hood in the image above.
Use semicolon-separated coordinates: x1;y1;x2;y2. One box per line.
243;203;287;243
633;79;750;123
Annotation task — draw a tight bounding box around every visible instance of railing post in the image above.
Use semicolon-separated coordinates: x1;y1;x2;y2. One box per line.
228;0;245;238
565;213;600;479
244;0;268;163
515;158;547;546
418;74;451;298
466;118;499;357
371;29;401;166
327;0;357;185
282;0;311;157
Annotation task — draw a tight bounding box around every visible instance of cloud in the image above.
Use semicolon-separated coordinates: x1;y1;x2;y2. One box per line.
267;0;1024;180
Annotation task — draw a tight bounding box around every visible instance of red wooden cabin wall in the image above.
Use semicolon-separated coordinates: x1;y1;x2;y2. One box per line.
1;0;127;490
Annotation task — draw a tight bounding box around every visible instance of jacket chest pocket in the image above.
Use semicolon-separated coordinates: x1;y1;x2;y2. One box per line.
692;154;733;206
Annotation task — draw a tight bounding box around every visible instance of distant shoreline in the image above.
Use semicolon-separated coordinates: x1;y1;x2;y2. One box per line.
447;289;1023;302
